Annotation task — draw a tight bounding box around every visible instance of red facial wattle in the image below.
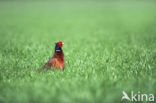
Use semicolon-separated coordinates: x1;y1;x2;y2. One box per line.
58;42;63;47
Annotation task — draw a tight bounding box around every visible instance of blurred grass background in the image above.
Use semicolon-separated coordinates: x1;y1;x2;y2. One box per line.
0;0;156;103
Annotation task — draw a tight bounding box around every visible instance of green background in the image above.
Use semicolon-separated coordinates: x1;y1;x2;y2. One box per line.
0;0;156;103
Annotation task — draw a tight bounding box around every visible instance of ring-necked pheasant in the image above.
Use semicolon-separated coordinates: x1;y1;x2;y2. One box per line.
43;41;65;70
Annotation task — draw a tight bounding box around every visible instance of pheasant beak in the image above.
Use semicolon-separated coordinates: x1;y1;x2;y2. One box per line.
62;42;64;45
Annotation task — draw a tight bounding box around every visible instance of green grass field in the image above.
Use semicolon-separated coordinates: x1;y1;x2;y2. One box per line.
0;1;156;103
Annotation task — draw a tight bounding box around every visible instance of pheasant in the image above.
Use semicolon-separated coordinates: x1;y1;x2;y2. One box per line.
43;41;65;70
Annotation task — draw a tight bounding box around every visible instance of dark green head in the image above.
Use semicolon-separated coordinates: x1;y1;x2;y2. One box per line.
55;41;64;52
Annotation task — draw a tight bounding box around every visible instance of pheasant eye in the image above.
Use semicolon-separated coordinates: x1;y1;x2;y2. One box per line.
58;42;63;47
